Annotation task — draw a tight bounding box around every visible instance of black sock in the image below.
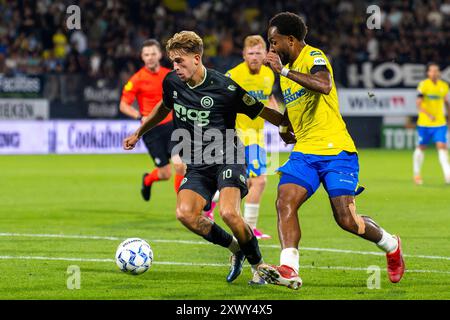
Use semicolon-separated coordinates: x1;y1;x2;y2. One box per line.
238;235;262;265
202;223;233;248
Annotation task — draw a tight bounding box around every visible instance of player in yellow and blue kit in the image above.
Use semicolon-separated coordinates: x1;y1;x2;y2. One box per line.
256;12;405;289
413;63;450;185
225;35;279;240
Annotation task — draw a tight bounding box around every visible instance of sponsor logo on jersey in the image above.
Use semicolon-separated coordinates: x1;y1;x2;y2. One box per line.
200;96;214;108
174;103;210;127
242;93;256;106
283;88;307;104
313;57;327;65
248;90;268;101
310;50;322;56
124;81;133;91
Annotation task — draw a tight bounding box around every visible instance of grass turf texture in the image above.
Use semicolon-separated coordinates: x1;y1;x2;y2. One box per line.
0;150;449;300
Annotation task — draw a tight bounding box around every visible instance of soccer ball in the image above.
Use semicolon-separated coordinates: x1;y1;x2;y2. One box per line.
115;238;153;275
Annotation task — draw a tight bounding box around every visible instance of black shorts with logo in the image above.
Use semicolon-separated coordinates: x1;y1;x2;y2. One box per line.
179;163;248;211
142;121;176;167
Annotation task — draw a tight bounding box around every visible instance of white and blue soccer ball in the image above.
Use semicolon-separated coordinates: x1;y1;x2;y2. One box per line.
115;238;153;275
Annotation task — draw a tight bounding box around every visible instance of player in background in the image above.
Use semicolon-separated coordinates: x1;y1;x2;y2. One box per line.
120;39;186;202
256;12;405;289
123;31;285;285
221;35;279;239
413;63;450;185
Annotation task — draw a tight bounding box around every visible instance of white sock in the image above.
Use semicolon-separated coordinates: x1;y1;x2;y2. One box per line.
244;203;259;229
413;148;424;176
438;149;450;179
212;191;220;203
280;248;299;274
376;229;398;253
228;236;240;254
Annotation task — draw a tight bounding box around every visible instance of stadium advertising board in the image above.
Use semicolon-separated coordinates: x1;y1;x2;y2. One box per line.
0;99;49;120
0;76;42;98
339;89;418;116
346;62;450;88
83;79;121;118
54;120;147;154
0;120;293;155
0;121;50;154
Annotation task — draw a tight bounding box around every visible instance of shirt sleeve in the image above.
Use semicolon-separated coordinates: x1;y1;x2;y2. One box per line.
417;81;425;97
162;75;174;110
231;79;265;119
121;75;138;104
306;50;330;74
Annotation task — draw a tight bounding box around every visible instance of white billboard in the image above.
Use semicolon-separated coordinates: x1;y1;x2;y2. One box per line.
0;121;51;154
338;89;419;116
54;120;147;154
0;99;49;120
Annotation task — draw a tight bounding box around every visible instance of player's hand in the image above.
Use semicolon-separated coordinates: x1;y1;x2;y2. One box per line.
141;116;148;123
264;52;283;74
279;131;296;144
123;133;140;150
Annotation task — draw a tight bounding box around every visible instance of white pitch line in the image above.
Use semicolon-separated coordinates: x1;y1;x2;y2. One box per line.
0;232;449;261
0;255;449;275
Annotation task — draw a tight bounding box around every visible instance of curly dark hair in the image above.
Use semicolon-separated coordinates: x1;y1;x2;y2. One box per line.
269;12;308;41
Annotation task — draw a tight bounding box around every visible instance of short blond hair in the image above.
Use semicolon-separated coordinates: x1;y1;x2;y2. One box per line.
244;35;267;50
166;31;203;56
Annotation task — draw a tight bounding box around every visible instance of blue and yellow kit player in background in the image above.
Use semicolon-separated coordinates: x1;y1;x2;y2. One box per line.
413;63;450;185
256;12;405;289
225;35;279;240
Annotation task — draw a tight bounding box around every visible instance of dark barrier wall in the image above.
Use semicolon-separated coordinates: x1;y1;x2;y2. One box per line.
343;117;383;148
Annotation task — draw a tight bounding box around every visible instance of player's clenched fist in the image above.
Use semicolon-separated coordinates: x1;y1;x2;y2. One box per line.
263;52;283;74
123;133;140;150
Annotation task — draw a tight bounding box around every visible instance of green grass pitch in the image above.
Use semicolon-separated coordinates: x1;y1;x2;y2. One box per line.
0;150;449;300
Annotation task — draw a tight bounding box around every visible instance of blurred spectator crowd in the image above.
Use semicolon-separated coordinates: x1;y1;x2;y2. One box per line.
0;0;449;84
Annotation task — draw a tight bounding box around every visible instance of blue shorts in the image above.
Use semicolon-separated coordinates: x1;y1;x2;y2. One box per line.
245;144;267;177
417;125;448;146
278;151;364;198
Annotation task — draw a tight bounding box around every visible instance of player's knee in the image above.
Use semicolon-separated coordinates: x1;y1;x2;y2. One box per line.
276;190;297;215
333;205;365;235
174;163;186;176
251;176;266;190
158;166;172;180
219;207;239;225
176;205;195;227
334;213;356;231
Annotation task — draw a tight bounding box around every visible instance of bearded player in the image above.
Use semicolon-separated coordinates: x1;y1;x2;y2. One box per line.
413;63;450;185
120;39;185;202
123;31;285;284
257;12;405;289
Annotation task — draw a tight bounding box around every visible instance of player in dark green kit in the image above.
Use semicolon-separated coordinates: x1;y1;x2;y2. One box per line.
123;31;286;285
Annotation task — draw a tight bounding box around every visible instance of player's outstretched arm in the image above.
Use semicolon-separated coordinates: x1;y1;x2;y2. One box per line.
123;100;170;150
264;52;332;95
258;106;283;126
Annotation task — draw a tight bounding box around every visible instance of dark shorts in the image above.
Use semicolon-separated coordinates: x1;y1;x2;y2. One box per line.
179;164;248;211
142;121;176;167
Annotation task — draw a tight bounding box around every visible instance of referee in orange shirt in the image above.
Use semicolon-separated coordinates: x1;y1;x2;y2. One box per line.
120;39;185;202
